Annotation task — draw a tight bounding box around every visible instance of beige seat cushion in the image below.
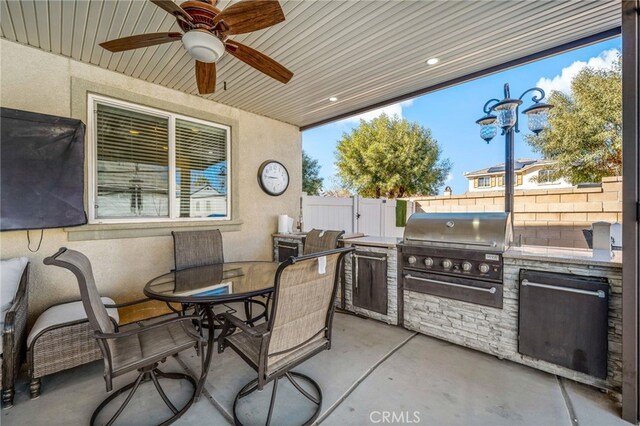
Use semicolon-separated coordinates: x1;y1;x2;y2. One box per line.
27;298;119;347
226;324;328;374
109;320;198;375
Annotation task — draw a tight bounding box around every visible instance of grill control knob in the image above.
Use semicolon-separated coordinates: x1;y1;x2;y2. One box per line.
479;263;490;274
462;261;473;271
407;256;417;264
442;259;452;269
424;257;434;267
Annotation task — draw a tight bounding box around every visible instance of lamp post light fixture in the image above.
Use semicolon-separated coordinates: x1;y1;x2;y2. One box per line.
476;83;553;229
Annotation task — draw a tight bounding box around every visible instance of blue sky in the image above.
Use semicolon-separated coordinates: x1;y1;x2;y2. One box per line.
302;37;621;195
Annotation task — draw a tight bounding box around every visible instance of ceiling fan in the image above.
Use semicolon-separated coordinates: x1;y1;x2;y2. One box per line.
100;0;293;94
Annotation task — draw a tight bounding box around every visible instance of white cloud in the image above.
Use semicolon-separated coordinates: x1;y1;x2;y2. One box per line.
536;48;619;97
446;173;453;182
339;99;414;124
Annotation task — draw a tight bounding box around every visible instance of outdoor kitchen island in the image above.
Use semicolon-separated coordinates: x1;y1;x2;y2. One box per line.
274;226;623;394
403;245;622;393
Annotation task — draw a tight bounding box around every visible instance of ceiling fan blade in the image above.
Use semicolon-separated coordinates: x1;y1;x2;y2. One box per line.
100;32;182;52
150;0;193;22
214;0;285;35
196;61;216;94
226;41;292;84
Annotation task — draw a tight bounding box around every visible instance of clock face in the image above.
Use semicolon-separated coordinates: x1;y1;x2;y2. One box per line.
258;161;289;196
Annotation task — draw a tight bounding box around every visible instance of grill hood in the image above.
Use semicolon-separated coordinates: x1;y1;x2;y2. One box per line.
402;212;512;252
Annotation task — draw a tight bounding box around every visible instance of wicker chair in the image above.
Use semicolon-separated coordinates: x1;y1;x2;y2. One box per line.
1;263;29;409
26;298;119;399
218;247;353;426
44;248;204;425
172;230;267;325
303;229;345;255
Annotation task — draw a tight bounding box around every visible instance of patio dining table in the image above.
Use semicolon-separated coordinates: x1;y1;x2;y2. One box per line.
143;261;280;400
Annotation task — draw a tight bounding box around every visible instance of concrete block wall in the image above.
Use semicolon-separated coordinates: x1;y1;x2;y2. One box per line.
403;256;622;392
411;176;622;249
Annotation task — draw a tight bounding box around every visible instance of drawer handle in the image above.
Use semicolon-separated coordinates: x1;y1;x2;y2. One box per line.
354;254;386;261
405;237;497;248
405;274;496;294
278;243;298;249
521;279;606;298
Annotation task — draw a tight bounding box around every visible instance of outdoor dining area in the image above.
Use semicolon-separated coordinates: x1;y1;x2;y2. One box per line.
0;229;351;425
0;228;628;426
1;0;639;425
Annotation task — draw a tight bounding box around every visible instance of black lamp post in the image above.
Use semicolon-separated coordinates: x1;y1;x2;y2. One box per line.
476;83;553;229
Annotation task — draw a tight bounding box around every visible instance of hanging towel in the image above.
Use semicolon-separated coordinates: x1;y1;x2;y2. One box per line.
396;200;407;227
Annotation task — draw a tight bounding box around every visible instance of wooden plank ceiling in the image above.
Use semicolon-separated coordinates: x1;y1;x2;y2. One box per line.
0;0;621;128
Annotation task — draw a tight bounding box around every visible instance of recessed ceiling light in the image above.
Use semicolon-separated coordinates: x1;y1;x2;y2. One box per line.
328;96;338;102
426;57;439;65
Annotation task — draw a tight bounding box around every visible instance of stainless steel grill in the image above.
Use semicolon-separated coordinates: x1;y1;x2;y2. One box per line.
399;212;512;310
403;212;512;252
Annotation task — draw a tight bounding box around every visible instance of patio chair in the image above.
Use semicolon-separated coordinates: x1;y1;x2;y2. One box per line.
44;248;203;425
172;230;267;325
218;247;354;426
303;229;345;255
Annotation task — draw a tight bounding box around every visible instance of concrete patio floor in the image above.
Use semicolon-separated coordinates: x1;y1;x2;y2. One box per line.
2;313;624;425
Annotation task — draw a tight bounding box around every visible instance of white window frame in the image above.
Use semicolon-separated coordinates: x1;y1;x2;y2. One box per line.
87;94;231;224
538;169;559;185
477;176;491;188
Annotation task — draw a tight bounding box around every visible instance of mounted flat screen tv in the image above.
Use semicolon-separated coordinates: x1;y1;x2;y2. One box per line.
1;107;87;231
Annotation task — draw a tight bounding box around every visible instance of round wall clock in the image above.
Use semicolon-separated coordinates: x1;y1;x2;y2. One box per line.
257;160;289;196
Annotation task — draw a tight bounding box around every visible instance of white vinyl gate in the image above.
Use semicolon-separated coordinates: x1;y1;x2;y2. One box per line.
301;195;412;237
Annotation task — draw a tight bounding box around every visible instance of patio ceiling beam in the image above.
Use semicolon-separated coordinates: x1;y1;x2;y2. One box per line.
299;27;621;131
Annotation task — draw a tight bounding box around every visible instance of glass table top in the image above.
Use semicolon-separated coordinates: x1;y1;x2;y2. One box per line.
144;261;280;303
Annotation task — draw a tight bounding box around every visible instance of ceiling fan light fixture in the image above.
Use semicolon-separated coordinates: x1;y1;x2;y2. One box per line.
182;30;225;63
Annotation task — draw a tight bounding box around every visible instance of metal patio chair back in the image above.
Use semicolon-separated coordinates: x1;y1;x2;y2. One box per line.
172;229;224;270
303;229;345;255
173;229;268;325
219;247;354;426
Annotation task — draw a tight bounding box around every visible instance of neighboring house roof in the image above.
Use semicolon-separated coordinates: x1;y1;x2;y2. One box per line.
190;185;223;198
464;158;557;178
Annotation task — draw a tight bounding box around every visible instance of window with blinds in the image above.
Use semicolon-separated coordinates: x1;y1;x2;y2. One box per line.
175;118;228;218
91;96;230;222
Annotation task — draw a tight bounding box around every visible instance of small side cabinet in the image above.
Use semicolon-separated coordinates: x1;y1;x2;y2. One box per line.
273;237;304;262
278;242;299;262
352;251;388;315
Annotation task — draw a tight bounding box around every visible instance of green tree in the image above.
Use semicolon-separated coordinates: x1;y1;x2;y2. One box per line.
526;56;621;184
302;150;323;195
335;114;451;198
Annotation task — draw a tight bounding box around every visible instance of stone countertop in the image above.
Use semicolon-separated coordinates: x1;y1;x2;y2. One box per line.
504;245;622;268
342;236;400;248
272;232;306;239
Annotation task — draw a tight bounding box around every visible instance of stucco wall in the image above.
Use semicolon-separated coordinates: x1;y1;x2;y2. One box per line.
0;40;301;323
